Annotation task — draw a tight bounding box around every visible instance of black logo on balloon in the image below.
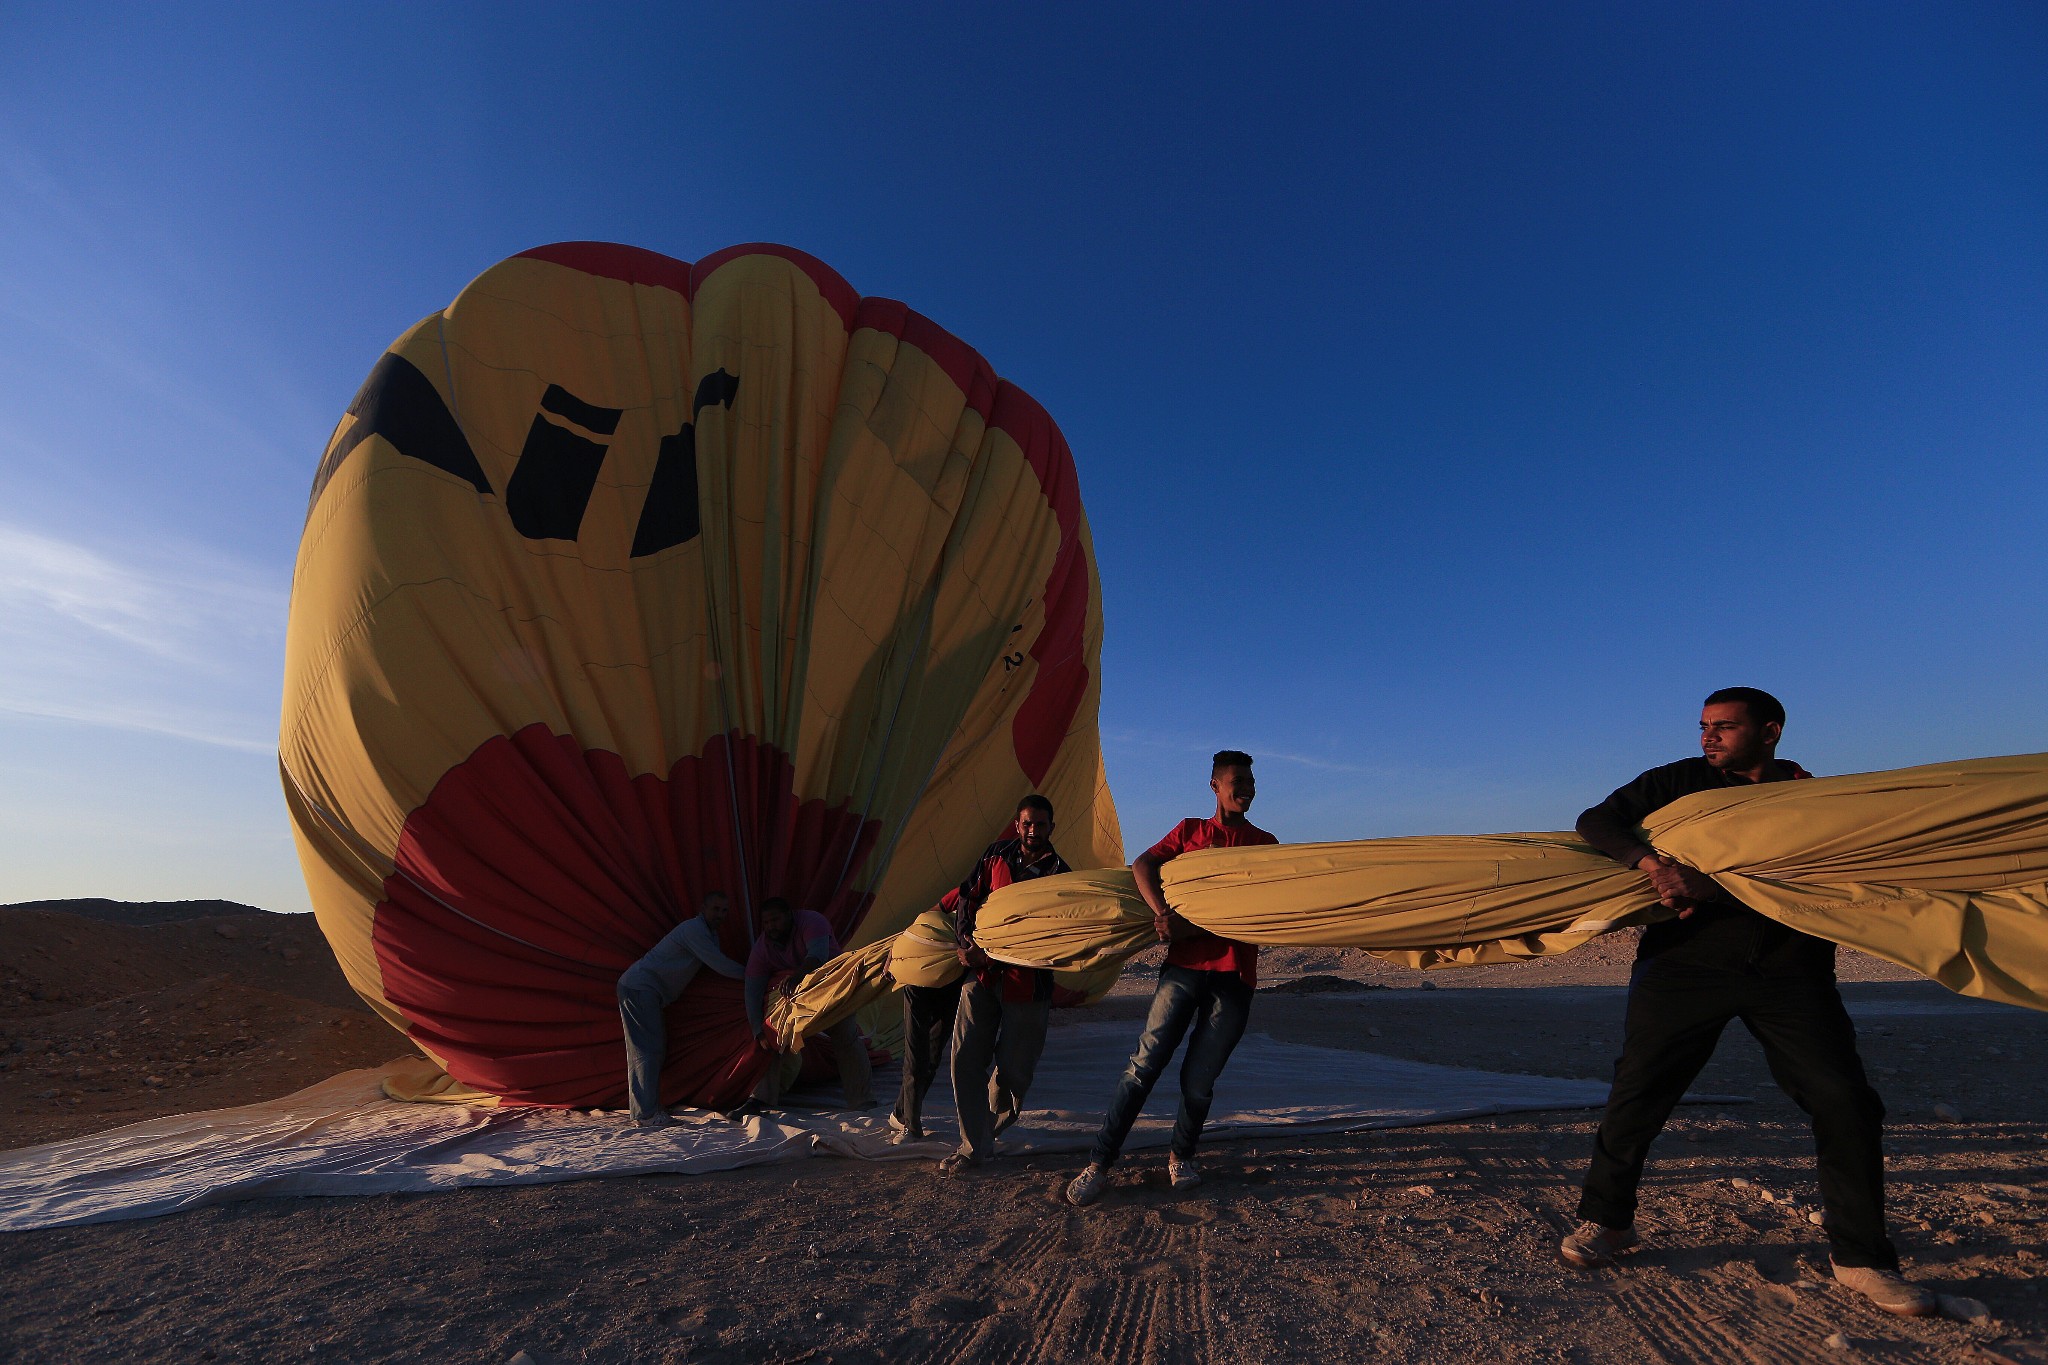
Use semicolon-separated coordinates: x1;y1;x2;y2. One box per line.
631;369;740;557
313;353;739;556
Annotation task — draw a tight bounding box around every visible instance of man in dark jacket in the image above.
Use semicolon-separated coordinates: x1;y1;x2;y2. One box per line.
937;794;1071;1175
1559;688;1934;1317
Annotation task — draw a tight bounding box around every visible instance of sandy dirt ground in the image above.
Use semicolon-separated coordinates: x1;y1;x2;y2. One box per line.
5;900;2048;1363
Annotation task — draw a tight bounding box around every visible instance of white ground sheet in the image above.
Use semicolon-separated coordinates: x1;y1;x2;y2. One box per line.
0;1023;1623;1231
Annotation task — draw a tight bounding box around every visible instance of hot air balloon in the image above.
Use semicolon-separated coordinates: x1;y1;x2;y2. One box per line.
280;242;1122;1109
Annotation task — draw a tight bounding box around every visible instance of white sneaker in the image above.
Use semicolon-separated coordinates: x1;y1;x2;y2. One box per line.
1168;1154;1201;1191
1066;1164;1109;1207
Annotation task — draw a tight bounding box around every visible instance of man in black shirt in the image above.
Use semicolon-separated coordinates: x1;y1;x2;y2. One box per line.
1559;688;1935;1317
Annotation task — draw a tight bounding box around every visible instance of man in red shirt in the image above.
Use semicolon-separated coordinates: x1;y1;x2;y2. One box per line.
938;794;1071;1175
1066;751;1275;1206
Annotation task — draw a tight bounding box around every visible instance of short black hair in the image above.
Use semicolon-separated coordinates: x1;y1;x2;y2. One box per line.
1212;749;1254;774
759;895;792;915
1016;793;1054;820
1704;687;1786;729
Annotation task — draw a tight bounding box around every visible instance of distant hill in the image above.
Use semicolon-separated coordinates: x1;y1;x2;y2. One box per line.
1;898;276;926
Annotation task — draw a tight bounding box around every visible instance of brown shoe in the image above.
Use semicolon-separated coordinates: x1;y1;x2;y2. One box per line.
1559;1221;1641;1268
1831;1261;1938;1317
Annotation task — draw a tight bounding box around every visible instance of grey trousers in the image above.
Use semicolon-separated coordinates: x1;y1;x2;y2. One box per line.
617;980;675;1121
950;977;1050;1162
754;1015;875;1109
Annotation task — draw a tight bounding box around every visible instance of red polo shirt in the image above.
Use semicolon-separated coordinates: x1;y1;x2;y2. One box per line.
1149;815;1277;986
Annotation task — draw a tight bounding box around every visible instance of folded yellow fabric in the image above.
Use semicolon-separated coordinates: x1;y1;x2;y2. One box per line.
972;754;2048;1011
769;907;1126;1043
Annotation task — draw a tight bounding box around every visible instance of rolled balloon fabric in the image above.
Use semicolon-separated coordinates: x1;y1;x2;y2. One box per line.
282;242;1122;1109
764;937;897;1048
765;907;1122;1045
970;755;2048;1012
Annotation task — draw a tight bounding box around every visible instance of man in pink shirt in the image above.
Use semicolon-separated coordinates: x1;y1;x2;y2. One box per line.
734;896;873;1116
1066;750;1276;1206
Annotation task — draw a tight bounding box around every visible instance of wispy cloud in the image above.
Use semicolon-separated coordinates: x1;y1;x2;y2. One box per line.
0;523;284;752
1100;726;1384;776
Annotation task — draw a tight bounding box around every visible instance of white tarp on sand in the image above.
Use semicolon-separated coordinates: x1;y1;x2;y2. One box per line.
0;1023;1620;1231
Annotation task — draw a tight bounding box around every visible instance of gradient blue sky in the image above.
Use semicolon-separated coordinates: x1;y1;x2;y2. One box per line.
2;3;2043;915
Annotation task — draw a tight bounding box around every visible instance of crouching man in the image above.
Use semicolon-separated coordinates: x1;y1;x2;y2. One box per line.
737;896;874;1117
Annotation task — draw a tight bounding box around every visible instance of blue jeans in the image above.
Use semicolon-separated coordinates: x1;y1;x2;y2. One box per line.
1089;965;1253;1166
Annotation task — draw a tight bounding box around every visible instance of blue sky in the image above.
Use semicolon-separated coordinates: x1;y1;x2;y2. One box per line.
1;3;2043;915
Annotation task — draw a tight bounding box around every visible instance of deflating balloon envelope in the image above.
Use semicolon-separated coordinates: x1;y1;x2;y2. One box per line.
281;242;1122;1109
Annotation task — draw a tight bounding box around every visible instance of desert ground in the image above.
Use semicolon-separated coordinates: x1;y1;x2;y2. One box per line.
4;899;2047;1364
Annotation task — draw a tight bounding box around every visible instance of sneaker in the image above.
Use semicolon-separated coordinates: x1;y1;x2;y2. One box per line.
1559;1221;1641;1268
938;1152;980;1178
1066;1164;1109;1207
722;1098;765;1123
635;1112;678;1129
1831;1261;1938;1317
888;1125;924;1146
1168;1154;1202;1191
887;1111;907;1134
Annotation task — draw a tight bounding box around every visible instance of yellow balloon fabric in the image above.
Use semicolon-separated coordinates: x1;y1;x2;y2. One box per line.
765;906;1122;1045
968;755;2048;1011
281;242;1122;1109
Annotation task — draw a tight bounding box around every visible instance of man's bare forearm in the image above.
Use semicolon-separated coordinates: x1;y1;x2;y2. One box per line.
1133;853;1177;941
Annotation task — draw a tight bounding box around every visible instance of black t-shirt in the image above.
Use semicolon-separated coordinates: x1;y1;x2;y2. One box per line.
1576;756;1836;977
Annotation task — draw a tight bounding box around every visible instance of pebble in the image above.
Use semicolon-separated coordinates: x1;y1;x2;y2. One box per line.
1823;1332;1849;1351
1730;1177;1751;1189
1932;1102;1963;1122
1407;1185;1437;1198
1418;981;1438;991
1939;1294;1991;1323
215;924;240;940
1367;1027;1383;1038
1807;1210;1825;1226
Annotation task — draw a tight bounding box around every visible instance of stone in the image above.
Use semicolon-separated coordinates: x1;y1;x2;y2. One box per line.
1938;1294;1991;1323
1730;1177;1751;1189
1933;1102;1963;1122
1808;1210;1825;1226
1418;981;1438;991
1823;1333;1849;1351
215;924;240;940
